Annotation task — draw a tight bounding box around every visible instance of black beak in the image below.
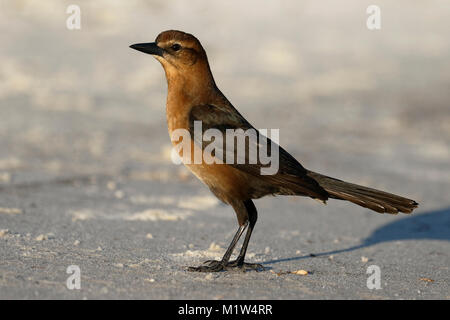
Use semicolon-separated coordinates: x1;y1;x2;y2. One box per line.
129;42;164;56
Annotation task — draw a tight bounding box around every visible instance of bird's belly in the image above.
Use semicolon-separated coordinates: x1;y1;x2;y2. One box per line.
185;161;251;203
179;139;251;203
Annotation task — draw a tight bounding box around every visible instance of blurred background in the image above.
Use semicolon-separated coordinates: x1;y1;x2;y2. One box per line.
0;0;449;299
0;0;449;191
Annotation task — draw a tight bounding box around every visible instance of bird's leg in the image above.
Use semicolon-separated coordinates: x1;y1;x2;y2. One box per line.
187;200;263;272
187;223;247;272
227;200;264;271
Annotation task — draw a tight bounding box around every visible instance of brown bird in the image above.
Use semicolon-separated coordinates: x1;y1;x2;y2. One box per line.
130;30;418;272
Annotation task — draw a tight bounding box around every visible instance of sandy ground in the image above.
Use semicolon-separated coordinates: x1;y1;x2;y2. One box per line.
0;1;449;299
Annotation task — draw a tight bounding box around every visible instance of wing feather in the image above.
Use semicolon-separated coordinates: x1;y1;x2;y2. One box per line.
188;104;328;200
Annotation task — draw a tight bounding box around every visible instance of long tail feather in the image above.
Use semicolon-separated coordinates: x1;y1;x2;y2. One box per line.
308;172;418;214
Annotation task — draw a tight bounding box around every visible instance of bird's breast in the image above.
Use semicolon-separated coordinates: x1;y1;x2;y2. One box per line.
165;101;252;203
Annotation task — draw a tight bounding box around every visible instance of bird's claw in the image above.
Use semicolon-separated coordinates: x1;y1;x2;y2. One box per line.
187;259;265;272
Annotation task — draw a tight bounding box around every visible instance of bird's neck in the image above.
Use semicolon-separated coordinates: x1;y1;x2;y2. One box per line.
165;63;217;133
166;67;216;103
165;63;217;107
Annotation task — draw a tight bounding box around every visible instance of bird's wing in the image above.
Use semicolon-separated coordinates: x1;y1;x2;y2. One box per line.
188;104;328;200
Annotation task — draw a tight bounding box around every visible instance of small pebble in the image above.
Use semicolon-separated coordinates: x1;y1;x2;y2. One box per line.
0;229;9;238
292;269;308;276
35;233;54;241
35;232;55;241
0;207;22;215
0;172;11;182
205;273;214;280
106;181;116;190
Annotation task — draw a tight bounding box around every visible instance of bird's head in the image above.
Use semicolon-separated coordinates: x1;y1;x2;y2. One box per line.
130;30;213;88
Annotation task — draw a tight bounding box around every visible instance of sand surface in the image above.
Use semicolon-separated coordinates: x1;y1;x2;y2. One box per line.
0;1;449;299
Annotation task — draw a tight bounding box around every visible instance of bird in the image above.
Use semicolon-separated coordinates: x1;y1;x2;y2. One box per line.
130;30;418;272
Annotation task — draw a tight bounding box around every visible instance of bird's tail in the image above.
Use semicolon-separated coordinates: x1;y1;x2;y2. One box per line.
307;171;418;214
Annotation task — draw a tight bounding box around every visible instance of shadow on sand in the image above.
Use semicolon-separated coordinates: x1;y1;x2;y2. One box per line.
263;206;450;265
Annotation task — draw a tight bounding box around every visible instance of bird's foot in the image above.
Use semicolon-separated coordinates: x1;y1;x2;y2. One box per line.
187;259;265;272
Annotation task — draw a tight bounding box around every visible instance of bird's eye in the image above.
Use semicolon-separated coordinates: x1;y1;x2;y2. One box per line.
171;43;181;51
